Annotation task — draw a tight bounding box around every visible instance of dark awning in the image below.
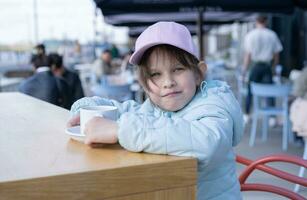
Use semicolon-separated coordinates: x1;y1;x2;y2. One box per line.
104;11;256;27
94;0;295;15
93;0;299;59
293;0;307;8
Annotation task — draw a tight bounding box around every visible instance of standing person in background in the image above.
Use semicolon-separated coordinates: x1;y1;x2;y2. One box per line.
242;14;283;122
67;21;244;200
48;53;84;108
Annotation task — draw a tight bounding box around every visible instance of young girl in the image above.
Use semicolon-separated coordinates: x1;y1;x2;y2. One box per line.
68;21;244;200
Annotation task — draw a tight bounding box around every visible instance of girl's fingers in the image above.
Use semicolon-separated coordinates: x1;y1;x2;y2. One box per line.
67;115;80;128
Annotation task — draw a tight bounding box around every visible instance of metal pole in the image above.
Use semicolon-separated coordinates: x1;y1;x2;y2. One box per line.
33;0;39;43
93;6;98;60
197;7;204;60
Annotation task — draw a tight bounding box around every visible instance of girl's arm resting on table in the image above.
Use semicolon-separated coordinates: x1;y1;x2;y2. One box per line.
70;96;140;116
117;105;234;166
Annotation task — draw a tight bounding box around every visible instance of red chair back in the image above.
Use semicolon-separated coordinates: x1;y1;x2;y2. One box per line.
236;154;307;200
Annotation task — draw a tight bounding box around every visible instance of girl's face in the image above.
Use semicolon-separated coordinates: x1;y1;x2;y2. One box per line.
144;50;203;112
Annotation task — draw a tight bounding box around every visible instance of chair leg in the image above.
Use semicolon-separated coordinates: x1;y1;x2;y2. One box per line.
294;140;307;192
288;119;294;144
282;115;288;151
250;113;258;147
262;115;268;142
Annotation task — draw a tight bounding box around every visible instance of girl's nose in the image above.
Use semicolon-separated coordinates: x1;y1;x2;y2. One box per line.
163;75;176;88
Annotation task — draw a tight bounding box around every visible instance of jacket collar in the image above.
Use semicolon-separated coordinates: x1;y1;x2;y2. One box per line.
36;66;50;73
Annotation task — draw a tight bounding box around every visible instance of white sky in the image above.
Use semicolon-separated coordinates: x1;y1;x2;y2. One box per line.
0;0;128;45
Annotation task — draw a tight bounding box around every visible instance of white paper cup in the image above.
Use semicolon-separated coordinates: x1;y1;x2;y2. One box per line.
80;105;118;135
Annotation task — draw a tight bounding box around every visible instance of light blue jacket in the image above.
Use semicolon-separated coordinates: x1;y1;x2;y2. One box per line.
71;80;244;200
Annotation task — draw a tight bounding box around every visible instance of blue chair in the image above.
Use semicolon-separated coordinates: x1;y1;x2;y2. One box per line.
91;83;132;102
250;82;292;151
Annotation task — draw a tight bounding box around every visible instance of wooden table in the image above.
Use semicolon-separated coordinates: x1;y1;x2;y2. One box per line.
0;93;197;200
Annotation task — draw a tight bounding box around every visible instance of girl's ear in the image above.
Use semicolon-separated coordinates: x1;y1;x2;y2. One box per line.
197;61;207;83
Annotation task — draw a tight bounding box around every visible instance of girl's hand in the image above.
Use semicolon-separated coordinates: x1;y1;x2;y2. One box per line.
84;117;118;146
67;115;80;128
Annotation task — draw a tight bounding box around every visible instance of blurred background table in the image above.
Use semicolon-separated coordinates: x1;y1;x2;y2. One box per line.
0;92;197;200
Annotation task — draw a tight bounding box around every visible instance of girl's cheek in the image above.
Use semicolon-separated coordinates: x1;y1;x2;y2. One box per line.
148;80;159;91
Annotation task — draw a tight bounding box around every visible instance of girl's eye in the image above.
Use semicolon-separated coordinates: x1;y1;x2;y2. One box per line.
150;72;160;77
174;67;185;72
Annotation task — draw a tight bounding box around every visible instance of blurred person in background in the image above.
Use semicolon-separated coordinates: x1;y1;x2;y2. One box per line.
242;14;283;122
120;50;135;73
290;65;307;144
110;43;119;58
19;54;70;108
73;40;82;64
292;66;307;100
93;49;118;83
48;53;84;107
34;43;46;56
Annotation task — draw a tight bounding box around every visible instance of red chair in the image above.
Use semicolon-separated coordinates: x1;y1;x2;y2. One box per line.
236;154;307;199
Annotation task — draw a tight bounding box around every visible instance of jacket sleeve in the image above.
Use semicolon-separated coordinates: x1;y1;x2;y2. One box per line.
70;96;141;116
117;104;234;166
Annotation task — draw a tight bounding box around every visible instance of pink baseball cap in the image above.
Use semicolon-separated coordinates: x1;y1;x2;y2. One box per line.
129;21;199;65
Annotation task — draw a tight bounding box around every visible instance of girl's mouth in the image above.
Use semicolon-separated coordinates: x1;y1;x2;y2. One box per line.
162;91;181;97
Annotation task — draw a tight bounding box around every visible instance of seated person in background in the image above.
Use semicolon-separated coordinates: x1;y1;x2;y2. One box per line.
19;54;70;109
93;49;119;83
48;53;84;107
34;43;46;57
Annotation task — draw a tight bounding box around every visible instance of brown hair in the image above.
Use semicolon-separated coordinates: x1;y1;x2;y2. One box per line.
256;15;268;24
138;44;203;90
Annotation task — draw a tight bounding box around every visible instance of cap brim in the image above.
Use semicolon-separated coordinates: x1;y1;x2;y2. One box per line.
129;42;161;65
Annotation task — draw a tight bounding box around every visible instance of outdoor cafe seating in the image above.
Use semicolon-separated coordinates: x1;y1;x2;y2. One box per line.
90;72;134;102
91;83;132;102
249;82;293;151
0;93;196;200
